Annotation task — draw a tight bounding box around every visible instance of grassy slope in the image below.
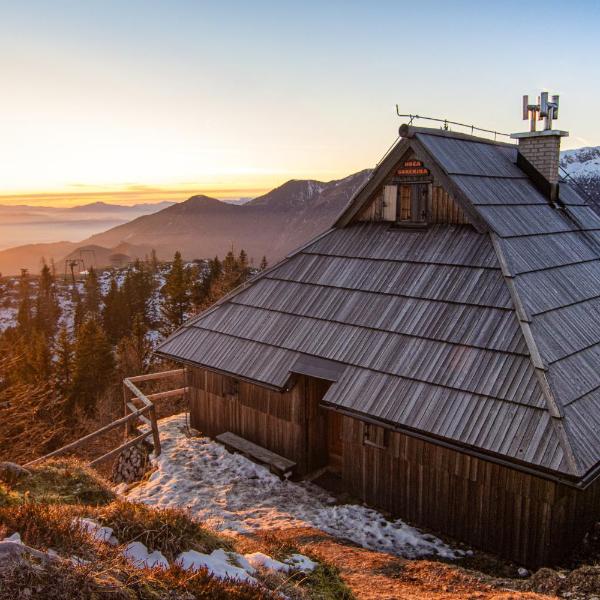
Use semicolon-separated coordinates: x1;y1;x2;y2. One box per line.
0;459;351;600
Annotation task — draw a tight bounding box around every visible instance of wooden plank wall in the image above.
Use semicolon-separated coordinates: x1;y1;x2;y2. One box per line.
357;185;469;225
428;185;469;224
187;366;599;567
334;412;598;567
357;191;384;221
188;368;329;475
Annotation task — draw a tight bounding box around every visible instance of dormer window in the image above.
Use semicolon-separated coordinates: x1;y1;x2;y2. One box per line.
382;159;430;226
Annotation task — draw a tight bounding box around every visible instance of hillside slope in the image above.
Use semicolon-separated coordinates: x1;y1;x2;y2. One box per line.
0;171;369;274
85;171;371;264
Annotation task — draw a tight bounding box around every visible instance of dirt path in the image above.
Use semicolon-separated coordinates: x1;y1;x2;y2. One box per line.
243;527;556;600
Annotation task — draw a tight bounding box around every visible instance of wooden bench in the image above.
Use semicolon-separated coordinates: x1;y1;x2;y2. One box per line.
215;432;296;478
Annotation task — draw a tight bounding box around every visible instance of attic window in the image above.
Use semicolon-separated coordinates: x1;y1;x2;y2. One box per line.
381;159;431;226
382;183;429;225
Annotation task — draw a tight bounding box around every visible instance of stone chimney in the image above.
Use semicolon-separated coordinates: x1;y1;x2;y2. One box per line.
511;92;568;197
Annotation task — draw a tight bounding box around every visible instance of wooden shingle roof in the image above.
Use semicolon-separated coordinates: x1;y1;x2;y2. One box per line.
157;126;600;483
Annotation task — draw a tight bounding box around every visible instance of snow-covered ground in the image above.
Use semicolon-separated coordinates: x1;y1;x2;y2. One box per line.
124;414;462;560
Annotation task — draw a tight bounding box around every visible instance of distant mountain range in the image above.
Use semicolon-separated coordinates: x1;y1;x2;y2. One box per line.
0;201;175;254
84;171;370;266
1;143;599;277
0;172;369;275
0;200;174;219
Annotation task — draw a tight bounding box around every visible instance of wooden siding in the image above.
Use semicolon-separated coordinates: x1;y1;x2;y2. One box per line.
332;410;600;567
188;367;329;475
429;185;469;224
356;184;468;224
357;190;384;221
187;365;599;567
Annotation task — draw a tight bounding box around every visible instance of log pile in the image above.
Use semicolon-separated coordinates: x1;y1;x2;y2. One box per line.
111;442;150;484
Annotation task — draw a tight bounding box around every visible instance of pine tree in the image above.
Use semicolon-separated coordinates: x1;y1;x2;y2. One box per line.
223;250;236;276
161;251;190;330
150;249;159;274
102;278;128;343
259;256;268;270
210;256;222;280
55;326;74;398
116;313;152;377
16;269;32;333
70;317;115;415
72;286;85;332
83;267;101;316
235;248;250;285
34;263;61;339
238;249;248;271
27;330;52;384
189;263;207;309
122;261;153;327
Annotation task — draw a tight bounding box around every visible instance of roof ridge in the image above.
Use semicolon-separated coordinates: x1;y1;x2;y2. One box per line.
399;124;516;148
489;232;582;476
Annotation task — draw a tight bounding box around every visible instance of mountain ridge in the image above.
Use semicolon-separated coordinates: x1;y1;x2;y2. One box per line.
2;144;600;276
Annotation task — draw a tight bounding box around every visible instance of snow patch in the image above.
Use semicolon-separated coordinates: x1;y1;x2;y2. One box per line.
176;548;257;583
244;552;289;573
285;553;317;572
125;414;462;559
75;518;119;546
122;541;169;569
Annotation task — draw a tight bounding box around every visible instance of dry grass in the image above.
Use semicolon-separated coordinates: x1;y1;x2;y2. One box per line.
242;527;555;600
94;500;233;561
0;502;97;559
0;555;278;600
0;462;301;599
0;483;19;508
11;458;115;506
0;559;134;600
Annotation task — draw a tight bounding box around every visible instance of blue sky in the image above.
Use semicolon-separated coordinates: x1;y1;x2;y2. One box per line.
1;0;599;204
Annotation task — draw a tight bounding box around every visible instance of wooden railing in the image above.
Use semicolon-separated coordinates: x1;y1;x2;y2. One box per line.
25;369;187;468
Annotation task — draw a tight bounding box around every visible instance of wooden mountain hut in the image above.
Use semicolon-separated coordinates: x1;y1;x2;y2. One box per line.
156;113;600;567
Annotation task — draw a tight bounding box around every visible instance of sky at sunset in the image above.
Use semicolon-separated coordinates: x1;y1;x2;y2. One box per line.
2;0;600;206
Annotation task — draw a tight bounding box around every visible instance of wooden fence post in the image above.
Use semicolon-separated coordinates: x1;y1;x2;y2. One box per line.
149;405;161;457
123;384;132;440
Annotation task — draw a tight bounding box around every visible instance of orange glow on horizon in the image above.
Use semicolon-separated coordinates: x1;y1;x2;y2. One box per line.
0;184;274;208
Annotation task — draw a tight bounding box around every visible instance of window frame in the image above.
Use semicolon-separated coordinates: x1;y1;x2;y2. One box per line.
363;423;389;450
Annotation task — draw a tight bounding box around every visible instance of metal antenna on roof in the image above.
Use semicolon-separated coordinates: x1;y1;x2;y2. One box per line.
395;107;512;141
522;92;560;132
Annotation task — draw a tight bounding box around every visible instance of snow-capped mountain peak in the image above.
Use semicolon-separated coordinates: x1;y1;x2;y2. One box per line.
560;146;600;206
